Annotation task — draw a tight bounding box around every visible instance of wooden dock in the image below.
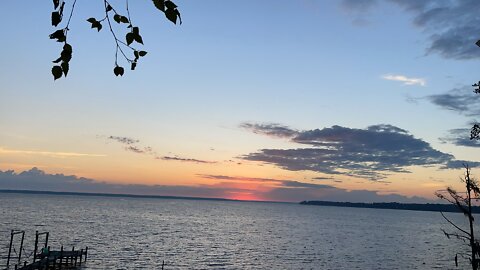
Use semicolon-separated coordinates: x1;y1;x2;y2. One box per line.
4;230;88;270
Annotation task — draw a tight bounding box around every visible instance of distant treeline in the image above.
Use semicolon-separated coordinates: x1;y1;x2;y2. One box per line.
300;200;480;213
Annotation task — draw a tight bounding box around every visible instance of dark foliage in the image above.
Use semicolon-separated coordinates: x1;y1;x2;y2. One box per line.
436;165;480;270
49;0;181;80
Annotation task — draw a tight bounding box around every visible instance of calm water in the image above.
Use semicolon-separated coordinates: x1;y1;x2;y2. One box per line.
0;193;472;269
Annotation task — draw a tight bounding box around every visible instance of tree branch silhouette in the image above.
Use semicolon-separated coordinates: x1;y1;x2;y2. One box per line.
436;164;480;270
49;0;181;80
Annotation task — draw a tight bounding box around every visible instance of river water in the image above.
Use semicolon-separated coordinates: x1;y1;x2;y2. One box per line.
0;192;472;269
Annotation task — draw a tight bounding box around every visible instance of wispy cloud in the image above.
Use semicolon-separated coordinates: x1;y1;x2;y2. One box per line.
341;0;480;60
240;122;298;138
440;127;480;148
382;74;426;86
198;174;333;189
0;147;105;158
427;86;480;116
160;156;216;164
108;136;139;145
241;123;479;180
103;135;215;164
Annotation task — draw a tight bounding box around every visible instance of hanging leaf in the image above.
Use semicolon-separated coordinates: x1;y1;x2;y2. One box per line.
120;16;129;24
51;11;62;26
132;27;139;35
53;0;60;10
52;65;63;80
106;4;113;12
52;57;62;63
165;1;177;9
113;14;122;24
138;51;147;57
126;33;135;46
49;30;66;42
131;62;137;70
134;34;144;45
113;66;124;76
152;0;165;12
476;40;480;48
165;8;182;24
61;43;73;62
87;18;103;31
61;62;69;76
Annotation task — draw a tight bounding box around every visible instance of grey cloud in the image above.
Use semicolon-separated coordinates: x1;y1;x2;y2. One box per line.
108;136;139;145
0;168;231;199
342;0;480;59
105;135;214;163
160;156;216;164
427;86;480;116
240;122;298;138
198;174;333;189
0;168;431;203
198;174;283;182
440;128;480;148
242;123;477;180
312;176;334;180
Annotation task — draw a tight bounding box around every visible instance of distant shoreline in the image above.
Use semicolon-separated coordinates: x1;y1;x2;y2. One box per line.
300;200;480;213
3;189;476;213
0;189;238;202
0;189;289;204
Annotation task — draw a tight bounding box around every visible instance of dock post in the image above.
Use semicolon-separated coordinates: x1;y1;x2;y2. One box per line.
7;230;14;269
60;245;63;266
44;232;49;250
85;246;88;262
18;231;25;266
33;230;39;262
71;247;75;266
79;249;83;266
14;264;17;270
74;248;78;266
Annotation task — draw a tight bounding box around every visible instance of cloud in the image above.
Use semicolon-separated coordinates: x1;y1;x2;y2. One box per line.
341;0;480;60
104;135;214;163
382;74;426;86
106;135;152;154
427;86;480;116
198;174;334;189
241;123;479;180
160;156;216;164
440;128;480;148
240;122;298;138
0;168;431;203
0;168;232;199
312;176;335;180
0;147;105;158
107;136;139;145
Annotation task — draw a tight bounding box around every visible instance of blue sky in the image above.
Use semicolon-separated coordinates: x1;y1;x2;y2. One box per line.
1;0;480;202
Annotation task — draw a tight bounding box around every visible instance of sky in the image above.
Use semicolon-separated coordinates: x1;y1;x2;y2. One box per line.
1;0;480;202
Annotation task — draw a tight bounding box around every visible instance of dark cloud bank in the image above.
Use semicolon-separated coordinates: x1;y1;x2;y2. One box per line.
241;123;479;180
0;168;429;203
342;0;480;60
426;86;480;148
